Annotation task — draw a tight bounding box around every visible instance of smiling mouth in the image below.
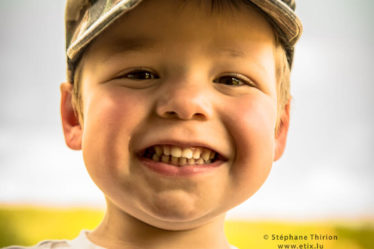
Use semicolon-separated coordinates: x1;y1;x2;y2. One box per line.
140;145;220;167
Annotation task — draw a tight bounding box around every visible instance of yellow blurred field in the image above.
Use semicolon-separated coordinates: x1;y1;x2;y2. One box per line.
0;206;373;249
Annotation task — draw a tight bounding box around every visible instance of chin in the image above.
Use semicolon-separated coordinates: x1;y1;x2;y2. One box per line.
146;202;205;222
136;200;223;231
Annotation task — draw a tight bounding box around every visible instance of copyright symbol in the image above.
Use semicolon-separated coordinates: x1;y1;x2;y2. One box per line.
264;234;269;240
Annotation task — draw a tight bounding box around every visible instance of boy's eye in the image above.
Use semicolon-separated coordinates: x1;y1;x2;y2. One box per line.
120;70;159;80
213;74;254;87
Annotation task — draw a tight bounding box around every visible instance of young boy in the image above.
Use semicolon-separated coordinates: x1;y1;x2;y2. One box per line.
8;0;302;248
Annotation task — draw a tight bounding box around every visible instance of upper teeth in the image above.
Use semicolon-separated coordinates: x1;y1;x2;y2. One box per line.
148;145;216;165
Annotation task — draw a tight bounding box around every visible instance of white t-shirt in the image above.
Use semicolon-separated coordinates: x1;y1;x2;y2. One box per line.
4;230;239;249
4;231;103;249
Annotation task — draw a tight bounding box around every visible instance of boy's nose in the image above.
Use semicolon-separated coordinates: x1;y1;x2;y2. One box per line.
155;80;213;121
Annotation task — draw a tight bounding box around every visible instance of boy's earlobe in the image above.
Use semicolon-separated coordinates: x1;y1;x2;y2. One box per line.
60;82;82;150
273;100;291;161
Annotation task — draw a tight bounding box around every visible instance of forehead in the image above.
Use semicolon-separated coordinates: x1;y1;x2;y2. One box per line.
89;0;274;47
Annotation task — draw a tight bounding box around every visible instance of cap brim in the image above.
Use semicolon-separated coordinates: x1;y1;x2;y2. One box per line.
67;0;142;61
250;0;302;45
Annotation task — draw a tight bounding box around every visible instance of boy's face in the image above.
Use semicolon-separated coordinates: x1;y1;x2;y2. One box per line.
61;0;289;230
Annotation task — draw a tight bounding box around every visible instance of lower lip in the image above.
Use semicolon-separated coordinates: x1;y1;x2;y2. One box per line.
138;157;223;177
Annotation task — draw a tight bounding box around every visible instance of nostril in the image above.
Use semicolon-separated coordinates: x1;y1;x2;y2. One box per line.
163;111;206;120
164;111;178;118
193;113;206;120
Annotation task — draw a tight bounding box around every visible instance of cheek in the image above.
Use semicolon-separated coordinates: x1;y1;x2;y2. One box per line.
221;94;277;197
80;87;148;185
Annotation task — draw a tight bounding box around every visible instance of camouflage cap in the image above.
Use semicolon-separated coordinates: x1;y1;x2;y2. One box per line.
65;0;303;82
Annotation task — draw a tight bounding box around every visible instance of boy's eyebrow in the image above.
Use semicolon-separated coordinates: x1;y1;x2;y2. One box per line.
101;36;158;61
105;36;248;56
112;37;157;51
219;48;247;58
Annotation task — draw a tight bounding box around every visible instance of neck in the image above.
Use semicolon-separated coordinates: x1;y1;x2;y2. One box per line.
88;200;231;249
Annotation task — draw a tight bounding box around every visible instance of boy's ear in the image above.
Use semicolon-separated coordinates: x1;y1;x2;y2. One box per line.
60;82;82;150
273;99;291;161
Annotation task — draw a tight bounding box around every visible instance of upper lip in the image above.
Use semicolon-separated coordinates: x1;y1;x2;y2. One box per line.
136;139;228;160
